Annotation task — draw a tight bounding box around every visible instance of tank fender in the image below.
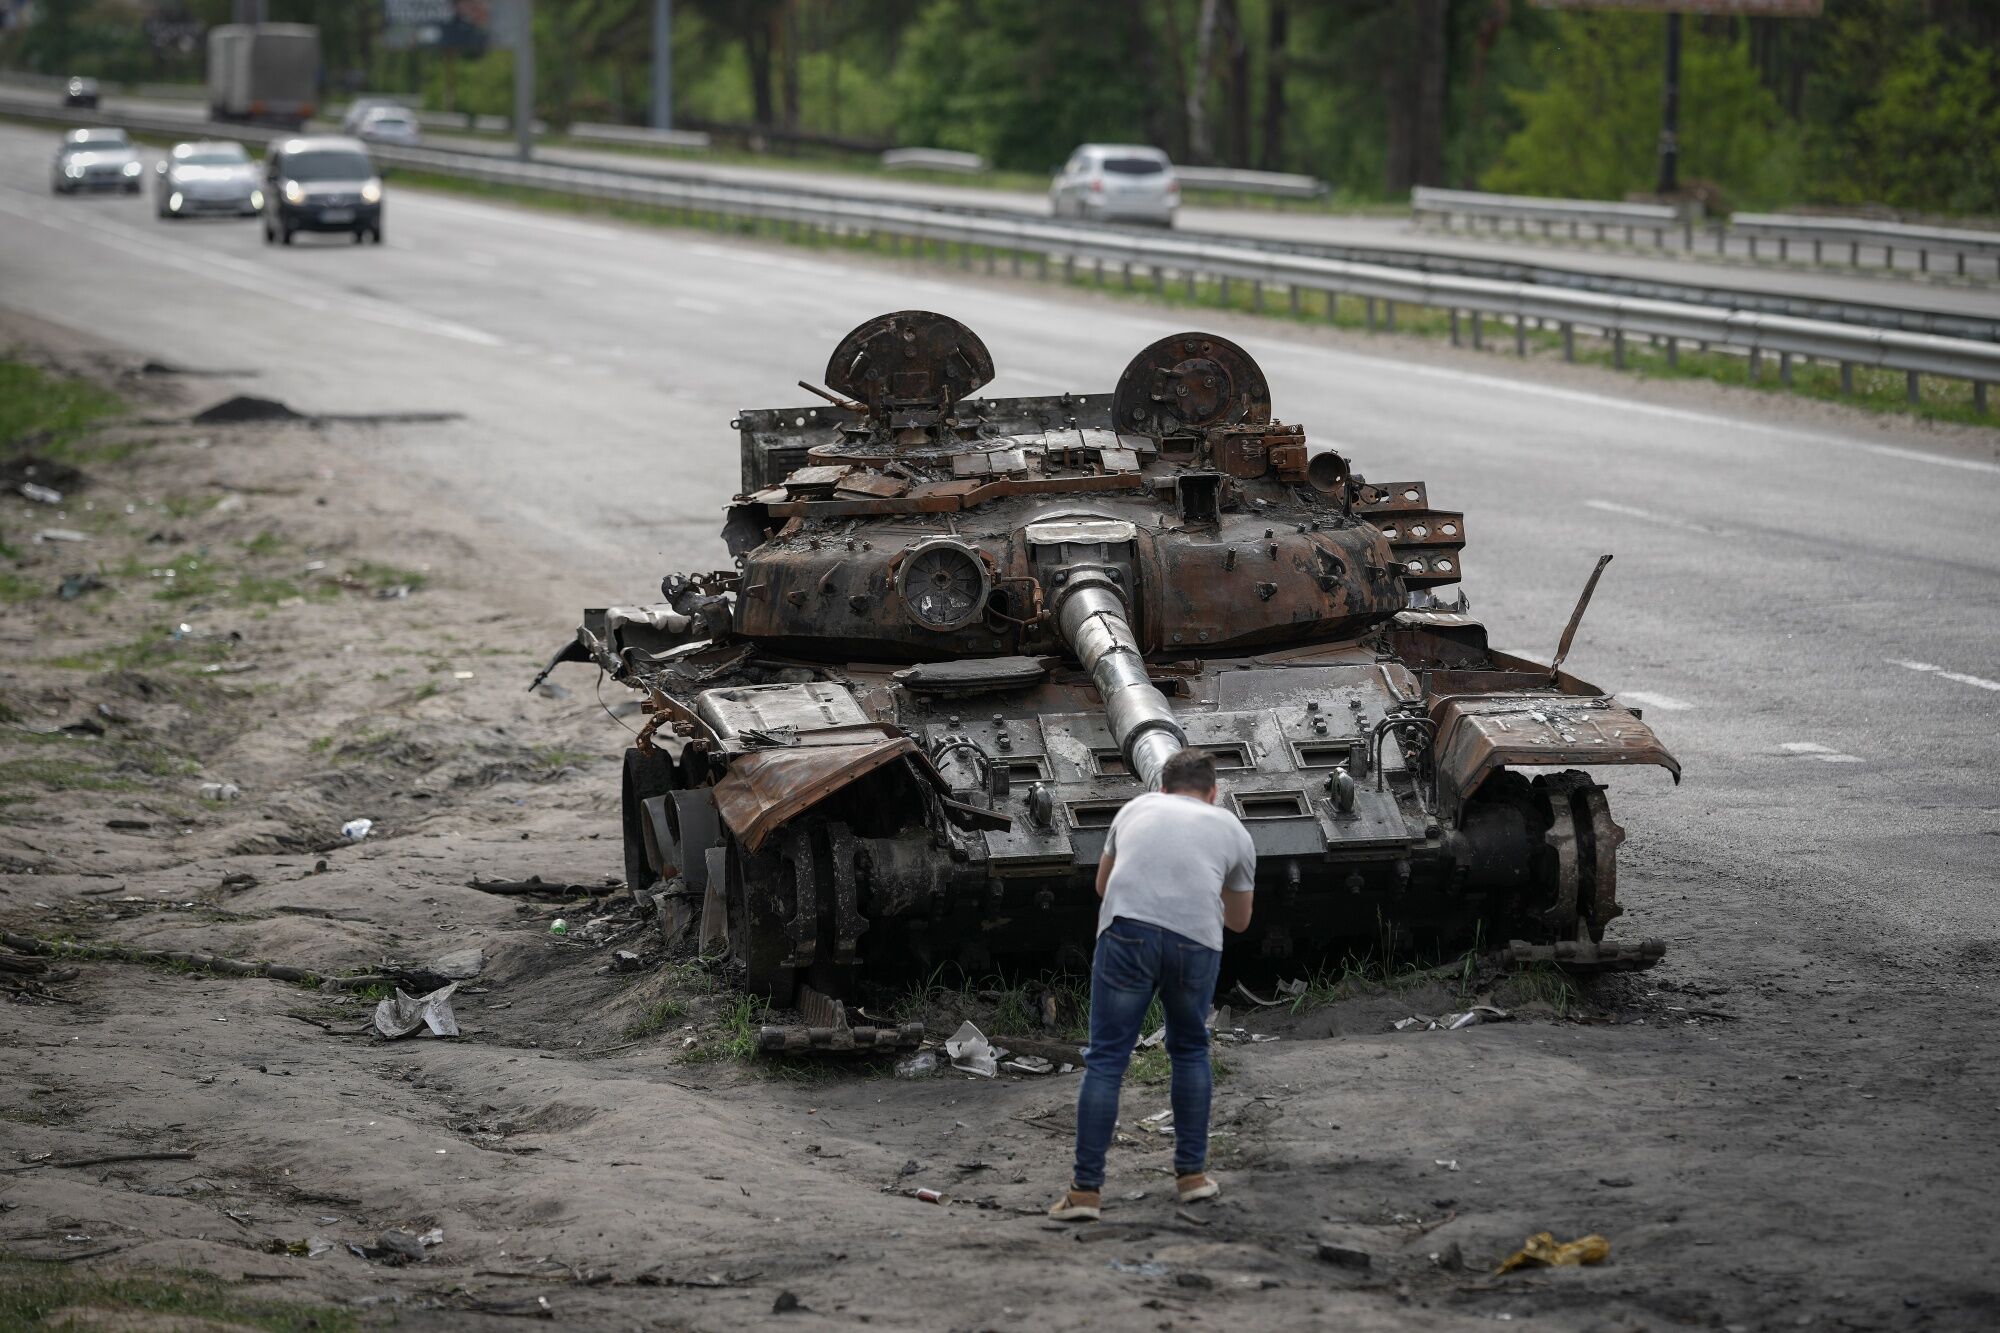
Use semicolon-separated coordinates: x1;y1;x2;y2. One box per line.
1431;693;1679;824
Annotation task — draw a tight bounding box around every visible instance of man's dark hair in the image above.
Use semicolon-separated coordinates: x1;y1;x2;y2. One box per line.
1160;749;1217;794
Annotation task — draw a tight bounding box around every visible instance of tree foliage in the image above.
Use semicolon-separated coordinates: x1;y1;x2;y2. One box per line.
3;0;1995;215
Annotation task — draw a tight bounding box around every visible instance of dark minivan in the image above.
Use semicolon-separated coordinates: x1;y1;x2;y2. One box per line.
261;135;384;246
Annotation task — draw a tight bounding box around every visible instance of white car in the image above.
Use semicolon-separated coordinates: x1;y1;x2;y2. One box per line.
155;140;263;219
51;127;142;194
1050;144;1178;227
340;97;403;134
355;106;421;147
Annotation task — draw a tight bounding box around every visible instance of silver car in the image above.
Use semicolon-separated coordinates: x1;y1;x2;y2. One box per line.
155;140;263;219
51;127;142;195
1049;144;1179;227
355;106;421;148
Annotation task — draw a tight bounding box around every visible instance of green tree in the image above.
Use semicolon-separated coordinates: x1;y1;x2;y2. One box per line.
1481;13;1799;210
1839;21;2000;214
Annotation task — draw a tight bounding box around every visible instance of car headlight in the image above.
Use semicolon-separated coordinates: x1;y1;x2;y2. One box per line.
282;179;306;206
65;163;83;178
250;188;264;209
169;192;183;212
123;161;141;176
360;178;382;205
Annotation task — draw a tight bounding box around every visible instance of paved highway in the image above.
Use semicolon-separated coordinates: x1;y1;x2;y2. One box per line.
2;118;1996;973
35;83;2000;324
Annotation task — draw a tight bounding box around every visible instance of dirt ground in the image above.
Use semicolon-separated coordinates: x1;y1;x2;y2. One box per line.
2;313;1996;1332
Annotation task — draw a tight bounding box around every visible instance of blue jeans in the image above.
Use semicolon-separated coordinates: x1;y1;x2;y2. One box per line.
1071;917;1221;1191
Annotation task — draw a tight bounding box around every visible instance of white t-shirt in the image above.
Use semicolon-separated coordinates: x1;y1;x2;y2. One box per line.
1097;791;1257;952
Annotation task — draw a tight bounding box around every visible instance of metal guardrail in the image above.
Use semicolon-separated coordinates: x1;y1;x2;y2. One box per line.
1176;166;1329;200
1731;213;2000;277
1413;186;1687;238
2;93;1990;410
571;121;714;152
880;147;985;174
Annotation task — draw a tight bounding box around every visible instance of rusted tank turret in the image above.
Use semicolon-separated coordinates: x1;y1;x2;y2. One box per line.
538;311;1679;1003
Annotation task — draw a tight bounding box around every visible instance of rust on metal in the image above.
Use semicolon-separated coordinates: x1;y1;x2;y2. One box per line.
546;310;1681;1005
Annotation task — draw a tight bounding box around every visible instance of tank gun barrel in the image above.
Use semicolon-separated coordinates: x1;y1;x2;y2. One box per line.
1054;577;1186;789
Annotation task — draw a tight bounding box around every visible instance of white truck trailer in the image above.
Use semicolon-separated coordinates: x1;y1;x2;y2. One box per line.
207;23;320;128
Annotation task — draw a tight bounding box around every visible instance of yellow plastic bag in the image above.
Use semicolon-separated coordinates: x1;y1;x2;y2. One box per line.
1494;1231;1610;1274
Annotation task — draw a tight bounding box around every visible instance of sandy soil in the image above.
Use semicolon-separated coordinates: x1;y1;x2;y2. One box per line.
2;315;1995;1332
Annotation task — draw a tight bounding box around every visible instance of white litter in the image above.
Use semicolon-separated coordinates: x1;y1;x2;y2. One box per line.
340;818;373;841
1138;1108;1175;1135
1435;1158;1461;1172
19;482;63;505
944;1020;997;1078
373;983;460;1039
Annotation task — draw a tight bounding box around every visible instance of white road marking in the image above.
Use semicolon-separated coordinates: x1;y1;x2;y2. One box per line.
1619;691;1693;711
1886;658;2000;693
1584;499;1724;534
1781;741;1865;763
672;296;723;314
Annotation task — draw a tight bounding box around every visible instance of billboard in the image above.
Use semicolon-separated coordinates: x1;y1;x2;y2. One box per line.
382;0;522;54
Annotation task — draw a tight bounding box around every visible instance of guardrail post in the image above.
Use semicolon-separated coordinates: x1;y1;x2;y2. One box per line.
1186;269;1197;300
1779;352;1792;385
1252;279;1263;311
962;242;973;270
1749;236;1759;261
1749;349;1762;382
1037;252;1048;280
1514;318;1526;356
1449;310;1460;347
1918;248;1928;274
1562;324;1575;361
1624;224;1634;244
1850;241;1859;265
1779;237;1789;262
1884;244;1894;269
1325;292;1339;323
1682;219;1692;249
1063;254;1075;283
1219;274;1231;305
1907;371;1920;405
1093;256;1104;284
1384;300;1395;331
1839;361;1853;395
1813;239;1822;264
1666;337;1677;369
1569;220;1579;240
1288;284;1300;316
1654;226;1664;247
1366;297;1378;333
1717;224;1727;256
1011;249;1022;277
1470;310;1480;348
1152;265;1164;294
1612;329;1624;368
1121;260;1132;289
1976;381;1988;414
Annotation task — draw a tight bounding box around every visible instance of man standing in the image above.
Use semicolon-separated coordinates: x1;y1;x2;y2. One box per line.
1050;749;1256;1222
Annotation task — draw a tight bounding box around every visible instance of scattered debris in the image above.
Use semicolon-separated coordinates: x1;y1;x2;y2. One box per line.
549;919;569;937
1003;1055;1055;1075
468;876;609;898
913;1188;944;1204
192;394;304;424
1599;1176;1635;1188
772;1291;805;1314
340;818;373;842
944;1020;998;1078
1434;1158;1461;1172
1431;1241;1465;1271
199;781;242;802
1138;1109;1174;1135
35;528;89;544
372;984;461;1039
895;1052;940;1079
1316;1242;1372;1270
57;573;106;600
1495;1232;1611;1274
1394;1005;1512;1032
611;950;644;972
1235;980;1307;1007
1107;1259;1171;1277
19;481;63;504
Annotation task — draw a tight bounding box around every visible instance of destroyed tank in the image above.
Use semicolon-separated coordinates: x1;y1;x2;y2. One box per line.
538;311;1680;1007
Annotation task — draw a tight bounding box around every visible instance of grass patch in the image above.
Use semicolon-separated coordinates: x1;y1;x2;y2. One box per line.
681;993;766;1065
40;624;234;673
148;553;224;603
0;571;42;603
235;574;302;604
347;560;428;594
0;1257;358;1332
0;757;143;794
626;995;689;1038
0;360;123;459
393;173;1997;428
243;529;286;556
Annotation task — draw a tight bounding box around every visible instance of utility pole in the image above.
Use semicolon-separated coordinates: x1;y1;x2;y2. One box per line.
1655;10;1681;196
514;0;534;162
651;0;673;131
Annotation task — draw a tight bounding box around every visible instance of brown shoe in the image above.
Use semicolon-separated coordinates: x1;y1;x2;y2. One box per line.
1176;1172;1220;1204
1047;1186;1101;1222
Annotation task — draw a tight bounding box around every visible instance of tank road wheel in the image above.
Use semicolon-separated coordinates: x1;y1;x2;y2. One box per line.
725;829;819;1007
1532;771;1624;943
620;746;680;898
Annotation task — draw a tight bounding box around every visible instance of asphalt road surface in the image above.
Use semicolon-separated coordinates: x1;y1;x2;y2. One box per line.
4;115;1998;1320
33;83;2000;323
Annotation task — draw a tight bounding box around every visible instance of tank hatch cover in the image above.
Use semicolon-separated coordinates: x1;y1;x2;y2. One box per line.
1112;331;1272;440
825;311;995;421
